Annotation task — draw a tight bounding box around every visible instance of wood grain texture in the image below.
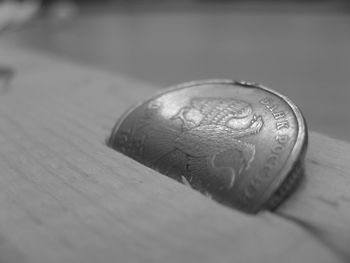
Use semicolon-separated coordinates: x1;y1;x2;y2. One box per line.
0;43;349;263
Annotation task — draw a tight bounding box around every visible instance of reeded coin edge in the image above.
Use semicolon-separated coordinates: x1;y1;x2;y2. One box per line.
263;133;307;211
108;79;308;214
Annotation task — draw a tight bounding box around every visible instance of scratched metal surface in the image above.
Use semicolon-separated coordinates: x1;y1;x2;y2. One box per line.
3;7;350;141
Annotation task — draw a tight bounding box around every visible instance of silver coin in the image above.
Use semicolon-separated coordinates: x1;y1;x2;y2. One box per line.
108;80;308;213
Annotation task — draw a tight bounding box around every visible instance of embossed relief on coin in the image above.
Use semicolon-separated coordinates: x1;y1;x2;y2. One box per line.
137;97;264;195
110;80;306;213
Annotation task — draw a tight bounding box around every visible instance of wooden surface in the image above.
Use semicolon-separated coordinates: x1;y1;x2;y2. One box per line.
0;43;349;263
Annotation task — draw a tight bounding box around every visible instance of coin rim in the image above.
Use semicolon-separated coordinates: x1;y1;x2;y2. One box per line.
108;79;308;213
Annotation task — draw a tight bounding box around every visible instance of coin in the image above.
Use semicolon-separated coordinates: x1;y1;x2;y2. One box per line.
108;79;308;214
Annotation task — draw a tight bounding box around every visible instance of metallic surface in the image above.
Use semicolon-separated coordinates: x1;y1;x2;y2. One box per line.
108;80;308;213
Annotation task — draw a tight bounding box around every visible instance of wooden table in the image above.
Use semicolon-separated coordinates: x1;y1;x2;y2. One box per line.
0;43;349;263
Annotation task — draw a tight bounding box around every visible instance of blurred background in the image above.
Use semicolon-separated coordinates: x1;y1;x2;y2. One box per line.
1;0;349;141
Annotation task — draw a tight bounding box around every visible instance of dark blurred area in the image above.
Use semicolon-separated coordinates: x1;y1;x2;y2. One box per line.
1;0;350;141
